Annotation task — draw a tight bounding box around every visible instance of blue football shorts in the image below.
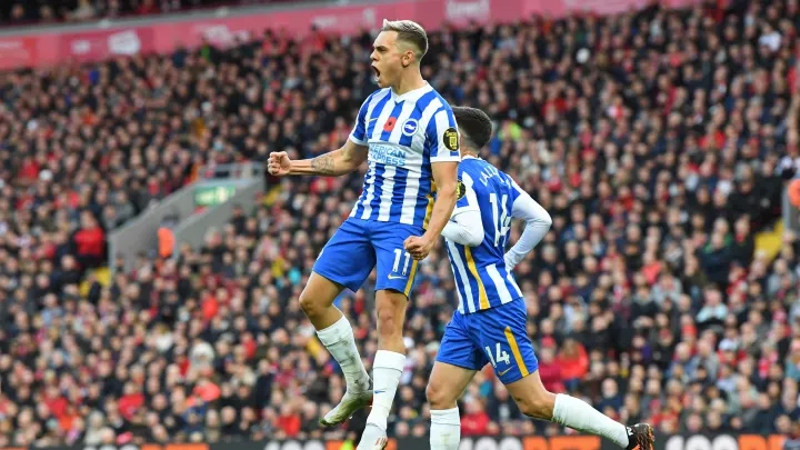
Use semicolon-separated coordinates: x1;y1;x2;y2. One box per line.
436;299;539;384
313;218;423;296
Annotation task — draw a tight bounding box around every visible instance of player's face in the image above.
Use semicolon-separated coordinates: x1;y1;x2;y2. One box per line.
370;31;405;88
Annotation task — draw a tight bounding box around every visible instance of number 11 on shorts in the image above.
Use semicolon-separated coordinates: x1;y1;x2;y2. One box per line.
393;248;412;275
485;343;511;368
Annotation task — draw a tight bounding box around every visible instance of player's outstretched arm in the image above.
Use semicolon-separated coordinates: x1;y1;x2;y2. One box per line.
267;140;368;177
504;182;552;270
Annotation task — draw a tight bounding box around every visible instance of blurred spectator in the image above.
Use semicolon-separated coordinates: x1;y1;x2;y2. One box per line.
71;211;106;273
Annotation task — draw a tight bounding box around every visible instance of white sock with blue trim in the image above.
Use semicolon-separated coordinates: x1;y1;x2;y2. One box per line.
430;407;461;450
366;350;405;430
316;315;370;392
552;394;630;448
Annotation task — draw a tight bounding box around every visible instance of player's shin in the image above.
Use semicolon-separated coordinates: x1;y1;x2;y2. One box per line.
366;349;405;430
430;408;461;450
316;315;371;392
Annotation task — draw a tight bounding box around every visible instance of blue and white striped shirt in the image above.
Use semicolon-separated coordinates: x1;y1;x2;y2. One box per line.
348;83;460;229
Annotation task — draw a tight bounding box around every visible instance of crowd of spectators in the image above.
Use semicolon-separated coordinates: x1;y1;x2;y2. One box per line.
0;0;303;25
2;0;800;447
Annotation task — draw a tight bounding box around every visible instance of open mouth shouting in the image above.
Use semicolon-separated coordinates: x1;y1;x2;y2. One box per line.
372;65;381;82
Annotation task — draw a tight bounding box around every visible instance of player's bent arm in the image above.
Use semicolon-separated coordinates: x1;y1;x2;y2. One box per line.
424;161;459;240
441;171;483;246
505;188;552;268
442;208;484;246
288;140;369;177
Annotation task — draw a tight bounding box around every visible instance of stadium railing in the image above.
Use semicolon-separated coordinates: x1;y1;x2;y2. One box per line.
107;162;265;274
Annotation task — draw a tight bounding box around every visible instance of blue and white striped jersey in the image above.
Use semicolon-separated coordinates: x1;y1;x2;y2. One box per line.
445;157;527;314
348;84;460;229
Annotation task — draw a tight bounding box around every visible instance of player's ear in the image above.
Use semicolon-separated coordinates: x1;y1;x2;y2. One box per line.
401;50;414;68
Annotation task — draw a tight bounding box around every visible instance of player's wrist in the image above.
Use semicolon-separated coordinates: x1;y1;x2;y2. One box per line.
422;230;441;241
287;159;305;175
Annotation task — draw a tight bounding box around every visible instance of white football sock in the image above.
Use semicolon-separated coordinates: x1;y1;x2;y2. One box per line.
552;394;630;448
365;350;405;430
430;407;461;450
316;315;370;392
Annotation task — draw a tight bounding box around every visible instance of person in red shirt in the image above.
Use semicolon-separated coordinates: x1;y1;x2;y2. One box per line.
460;400;490;436
276;403;301;438
537;346;565;393
72;211;106;272
558;338;590;392
118;382;145;420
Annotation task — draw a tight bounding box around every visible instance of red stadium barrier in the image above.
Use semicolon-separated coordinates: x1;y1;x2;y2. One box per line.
0;0;702;70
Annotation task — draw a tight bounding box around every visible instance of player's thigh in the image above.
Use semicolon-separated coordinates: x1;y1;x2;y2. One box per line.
473;300;539;385
371;222;424;297
429;313;485;407
311;219;376;294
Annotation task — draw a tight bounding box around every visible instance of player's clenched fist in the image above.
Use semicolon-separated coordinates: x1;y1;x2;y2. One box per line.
404;235;434;260
267;151;291;176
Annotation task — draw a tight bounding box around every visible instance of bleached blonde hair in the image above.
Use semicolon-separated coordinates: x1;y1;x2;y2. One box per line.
381;19;428;60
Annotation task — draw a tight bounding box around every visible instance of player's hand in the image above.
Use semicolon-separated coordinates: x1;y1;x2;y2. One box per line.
268;151;292;176
404;235;434;260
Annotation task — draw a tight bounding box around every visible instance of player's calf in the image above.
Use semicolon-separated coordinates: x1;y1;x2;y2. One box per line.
300;274;372;427
426;362;477;450
508;382;556;420
357;290;409;450
366;291;408;422
374;290;407;352
506;372;654;450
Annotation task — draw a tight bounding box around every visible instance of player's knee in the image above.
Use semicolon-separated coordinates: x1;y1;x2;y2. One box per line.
426;381;457;410
515;389;556;419
375;291;406;336
298;289;323;318
375;307;401;336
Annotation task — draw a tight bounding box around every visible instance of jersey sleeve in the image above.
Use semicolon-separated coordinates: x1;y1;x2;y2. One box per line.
505;179;552;268
443;171;483;246
453;171;479;214
349;94;372;146
425;107;461;163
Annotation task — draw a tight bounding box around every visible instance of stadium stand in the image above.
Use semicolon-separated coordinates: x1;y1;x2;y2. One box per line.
1;0;800;447
0;0;304;24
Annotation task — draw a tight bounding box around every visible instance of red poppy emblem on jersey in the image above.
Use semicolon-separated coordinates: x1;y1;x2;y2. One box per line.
383;117;397;132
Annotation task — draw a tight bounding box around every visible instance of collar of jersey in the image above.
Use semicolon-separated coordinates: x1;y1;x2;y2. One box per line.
391;82;434;103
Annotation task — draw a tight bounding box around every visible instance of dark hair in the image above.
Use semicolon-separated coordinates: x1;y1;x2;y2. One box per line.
452;106;493;152
381;19;428;60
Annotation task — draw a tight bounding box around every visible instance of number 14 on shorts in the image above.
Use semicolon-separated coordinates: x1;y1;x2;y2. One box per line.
485;343;511;367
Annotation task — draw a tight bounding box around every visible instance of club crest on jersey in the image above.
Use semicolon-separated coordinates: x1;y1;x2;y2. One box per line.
401;118;419;136
456;179;466;200
443;127;459;152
